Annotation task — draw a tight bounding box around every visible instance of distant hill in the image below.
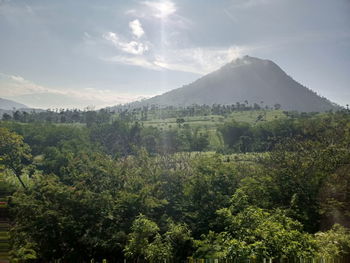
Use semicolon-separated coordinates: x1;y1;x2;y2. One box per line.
0;98;28;110
0;98;45;119
124;56;338;112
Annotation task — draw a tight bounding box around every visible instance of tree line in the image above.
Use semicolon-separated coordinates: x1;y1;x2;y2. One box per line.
2;102;285;124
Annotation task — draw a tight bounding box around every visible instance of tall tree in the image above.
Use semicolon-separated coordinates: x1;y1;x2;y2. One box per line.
0;128;32;189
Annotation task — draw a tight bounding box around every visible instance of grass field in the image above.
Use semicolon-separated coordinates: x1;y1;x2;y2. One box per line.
143;110;286;127
142;110;287;149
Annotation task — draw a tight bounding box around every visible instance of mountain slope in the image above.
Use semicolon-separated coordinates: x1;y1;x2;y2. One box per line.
0;98;28;110
129;56;338;112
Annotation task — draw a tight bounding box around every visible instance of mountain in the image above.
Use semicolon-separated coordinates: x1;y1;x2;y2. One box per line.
0;98;45;118
0;98;28;110
126;56;338;112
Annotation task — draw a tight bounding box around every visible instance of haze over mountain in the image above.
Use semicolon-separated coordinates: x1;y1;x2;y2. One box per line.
127;56;338;112
0;98;28;110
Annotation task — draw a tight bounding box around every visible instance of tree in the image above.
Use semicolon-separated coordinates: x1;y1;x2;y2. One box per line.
85;110;98;127
145;234;172;263
124;214;160;262
193;231;230;259
2;113;12;121
218;120;252;151
207;206;316;259
164;221;194;261
274;103;281;110
0;128;32;189
10;170;127;262
176;118;185;128
315;224;350;257
13;111;22;121
183;155;240;237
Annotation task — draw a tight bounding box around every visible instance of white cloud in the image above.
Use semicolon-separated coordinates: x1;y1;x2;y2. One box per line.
142;0;176;19
103;31;118;44
103;31;149;55
122;41;148;55
0;73;150;109
129;19;145;39
104;55;161;71
0;73;48;96
100;1;245;75
119;40;148;55
123;0;192;50
154;46;244;74
103;46;244;75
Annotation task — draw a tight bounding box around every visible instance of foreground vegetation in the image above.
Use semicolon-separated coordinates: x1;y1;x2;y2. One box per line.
0;107;350;262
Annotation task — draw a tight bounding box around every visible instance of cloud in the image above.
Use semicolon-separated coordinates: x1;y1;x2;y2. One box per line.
104;55;161;71
103;46;245;75
121;41;148;55
0;73;48;96
129;19;145;39
0;73;150;109
122;0;192;53
142;0;176;19
154;46;244;74
103;31;149;55
100;1;245;75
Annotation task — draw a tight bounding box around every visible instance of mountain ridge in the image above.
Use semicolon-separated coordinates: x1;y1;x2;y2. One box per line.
0;98;28;110
121;56;338;112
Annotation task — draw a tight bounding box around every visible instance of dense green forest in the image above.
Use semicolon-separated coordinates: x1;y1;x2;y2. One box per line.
1;107;350;262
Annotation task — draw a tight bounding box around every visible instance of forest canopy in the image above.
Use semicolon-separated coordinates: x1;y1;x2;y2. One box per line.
0;108;350;262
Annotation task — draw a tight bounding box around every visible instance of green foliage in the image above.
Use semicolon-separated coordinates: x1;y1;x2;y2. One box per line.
2;111;350;261
0;121;92;156
193;231;230;259
145;233;172;263
315;224;350;257
90;120;142;156
0;127;33;188
164;221;194;261
9;242;37;263
124;214;160;261
183;155;241;237
10;172;127;261
194;206;317;259
219;120;251;152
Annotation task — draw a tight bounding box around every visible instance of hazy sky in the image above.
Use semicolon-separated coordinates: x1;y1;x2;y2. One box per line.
0;0;349;109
